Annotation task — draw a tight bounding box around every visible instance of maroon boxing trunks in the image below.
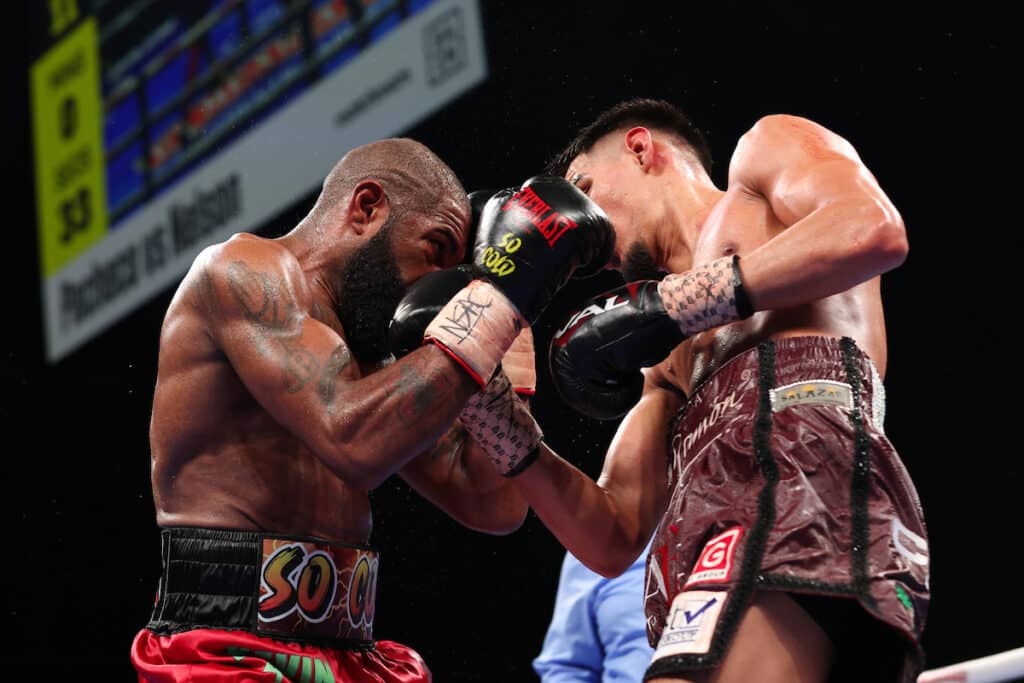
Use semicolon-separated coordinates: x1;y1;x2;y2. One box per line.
644;336;929;683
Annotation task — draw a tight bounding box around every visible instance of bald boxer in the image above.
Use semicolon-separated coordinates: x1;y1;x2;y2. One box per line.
461;100;929;683
130;138;613;682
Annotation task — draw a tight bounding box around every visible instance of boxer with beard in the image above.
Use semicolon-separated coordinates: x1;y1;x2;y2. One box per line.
129;137;613;682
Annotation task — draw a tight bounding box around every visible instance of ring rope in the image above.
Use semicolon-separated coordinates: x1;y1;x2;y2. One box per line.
918;647;1024;683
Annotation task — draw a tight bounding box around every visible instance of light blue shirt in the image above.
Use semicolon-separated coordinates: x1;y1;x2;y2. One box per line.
533;544;654;682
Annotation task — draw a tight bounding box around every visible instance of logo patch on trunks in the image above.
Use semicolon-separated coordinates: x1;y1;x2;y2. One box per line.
770;380;853;412
652;590;726;659
684;527;742;588
256;539;377;642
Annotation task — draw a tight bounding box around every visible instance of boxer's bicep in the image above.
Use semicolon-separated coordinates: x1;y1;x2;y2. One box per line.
200;246;357;452
723;116;907;310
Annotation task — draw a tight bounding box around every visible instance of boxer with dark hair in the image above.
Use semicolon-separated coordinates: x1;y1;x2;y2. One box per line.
131;137;613;682
459;99;929;683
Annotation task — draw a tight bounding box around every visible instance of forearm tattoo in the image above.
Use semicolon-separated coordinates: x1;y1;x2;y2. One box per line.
388;361;459;423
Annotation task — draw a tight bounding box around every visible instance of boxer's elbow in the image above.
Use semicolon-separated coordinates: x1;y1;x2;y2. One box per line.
476;507;529;536
588;541;645;579
869;200;908;271
845;197;908;274
458;495;529;536
327;452;384;490
590;557;632;579
320;434;390;491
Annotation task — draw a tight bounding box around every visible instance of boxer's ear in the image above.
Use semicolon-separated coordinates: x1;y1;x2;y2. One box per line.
348;180;388;236
624;127;655;172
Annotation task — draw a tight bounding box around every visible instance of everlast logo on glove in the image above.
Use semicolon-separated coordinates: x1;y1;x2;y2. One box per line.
502;186;579;247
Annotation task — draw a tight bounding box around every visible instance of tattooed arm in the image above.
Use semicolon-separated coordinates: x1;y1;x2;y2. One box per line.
196;234;480;490
398;420;528;535
396;327;536;534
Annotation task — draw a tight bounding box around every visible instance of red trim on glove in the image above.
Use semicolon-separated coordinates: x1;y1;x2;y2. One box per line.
426;338;486;387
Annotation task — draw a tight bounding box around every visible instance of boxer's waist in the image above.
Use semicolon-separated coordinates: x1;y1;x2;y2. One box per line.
674;336;886;459
147;527;378;649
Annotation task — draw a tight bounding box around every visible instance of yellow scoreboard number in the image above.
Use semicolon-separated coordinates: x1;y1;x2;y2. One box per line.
30;6;108;277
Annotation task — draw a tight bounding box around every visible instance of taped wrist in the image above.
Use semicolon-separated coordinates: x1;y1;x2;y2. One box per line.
425;280;527;386
657;254;754;336
459;369;543;477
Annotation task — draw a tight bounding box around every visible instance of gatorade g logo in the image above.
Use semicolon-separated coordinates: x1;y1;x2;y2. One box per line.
684;527;742;588
502;186;578;247
259;543;339;624
347;554;378;627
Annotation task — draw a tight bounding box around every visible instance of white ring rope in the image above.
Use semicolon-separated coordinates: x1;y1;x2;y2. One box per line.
918;647;1024;683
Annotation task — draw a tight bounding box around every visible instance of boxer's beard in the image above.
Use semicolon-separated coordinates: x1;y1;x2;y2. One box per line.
337;216;406;363
621;241;664;282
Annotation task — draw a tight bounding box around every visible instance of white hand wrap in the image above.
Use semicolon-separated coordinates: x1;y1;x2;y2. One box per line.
657;254;753;336
459;369;543;477
425;279;527;386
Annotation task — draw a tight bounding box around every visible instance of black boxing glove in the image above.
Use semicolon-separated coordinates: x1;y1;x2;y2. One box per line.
550;255;754;420
422;176;615;385
389;265;476;358
462;189;498;263
468;188;498;226
470;175;615;323
549;281;684;421
389;265;543;476
389;264;539;391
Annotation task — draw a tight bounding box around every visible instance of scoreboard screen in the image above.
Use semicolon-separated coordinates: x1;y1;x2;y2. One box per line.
30;0;487;362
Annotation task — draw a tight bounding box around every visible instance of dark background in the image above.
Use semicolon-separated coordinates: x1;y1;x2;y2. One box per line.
7;2;1022;680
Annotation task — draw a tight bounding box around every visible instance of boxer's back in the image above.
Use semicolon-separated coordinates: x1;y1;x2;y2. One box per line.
148;236;372;542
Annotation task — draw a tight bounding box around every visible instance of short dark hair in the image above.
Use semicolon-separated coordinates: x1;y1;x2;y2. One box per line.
544;98;713;177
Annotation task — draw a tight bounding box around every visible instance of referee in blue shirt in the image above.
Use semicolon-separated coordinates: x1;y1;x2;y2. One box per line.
534;540;655;682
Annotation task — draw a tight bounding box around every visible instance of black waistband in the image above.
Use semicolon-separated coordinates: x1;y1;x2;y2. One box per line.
147;527;379;649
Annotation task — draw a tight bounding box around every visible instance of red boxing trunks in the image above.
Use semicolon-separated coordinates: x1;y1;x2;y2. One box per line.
132;630;430;682
644;336;929;683
132;527;431;682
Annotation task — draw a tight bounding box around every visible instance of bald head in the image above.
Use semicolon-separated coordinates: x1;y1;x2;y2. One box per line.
313;137;466;227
